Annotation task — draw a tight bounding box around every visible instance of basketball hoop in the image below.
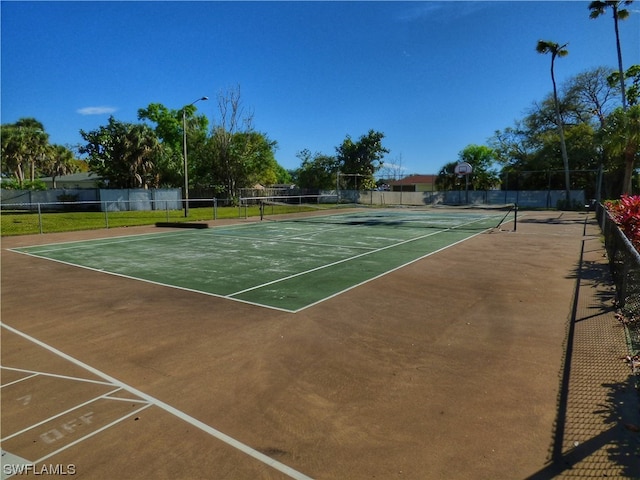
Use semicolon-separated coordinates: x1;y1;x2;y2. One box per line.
454;162;473;176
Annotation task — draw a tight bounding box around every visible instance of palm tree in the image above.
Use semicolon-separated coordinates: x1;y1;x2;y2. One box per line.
601;105;640;194
14;118;48;182
589;2;636;193
47;144;78;188
1;124;27;186
589;1;633;110
1;119;49;187
124;124;161;189
536;40;571;204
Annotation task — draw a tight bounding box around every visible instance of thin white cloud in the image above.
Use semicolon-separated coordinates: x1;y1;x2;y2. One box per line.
383;163;407;171
76;106;117;115
396;3;443;23
396;1;491;24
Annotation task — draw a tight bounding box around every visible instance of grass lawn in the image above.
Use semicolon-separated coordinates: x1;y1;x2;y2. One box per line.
1;204;311;236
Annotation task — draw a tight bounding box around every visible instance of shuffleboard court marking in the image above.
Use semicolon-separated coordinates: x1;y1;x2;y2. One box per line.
1;366;116;387
29;404;153;467
0;323;315;480
0;386;126;442
0;372;39;388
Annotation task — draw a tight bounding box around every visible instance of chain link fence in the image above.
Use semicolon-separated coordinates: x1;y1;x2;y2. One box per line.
597;203;640;355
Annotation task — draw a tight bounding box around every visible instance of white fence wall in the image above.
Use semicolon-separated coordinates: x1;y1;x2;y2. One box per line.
99;189;181;211
1;188;99;206
2;188;586;210
339;189;586;208
1;188;181;211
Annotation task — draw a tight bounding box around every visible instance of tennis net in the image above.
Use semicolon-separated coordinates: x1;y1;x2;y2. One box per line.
258;201;516;231
239;194;341;217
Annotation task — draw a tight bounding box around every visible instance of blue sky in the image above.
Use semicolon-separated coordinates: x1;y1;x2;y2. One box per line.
2;1;639;176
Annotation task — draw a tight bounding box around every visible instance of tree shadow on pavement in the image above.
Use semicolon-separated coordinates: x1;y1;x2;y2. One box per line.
518;212;589;226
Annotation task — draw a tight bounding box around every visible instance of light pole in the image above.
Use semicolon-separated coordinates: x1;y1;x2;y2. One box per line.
182;96;208;217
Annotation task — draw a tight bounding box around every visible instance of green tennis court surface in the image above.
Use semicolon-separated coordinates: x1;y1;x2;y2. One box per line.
10;210;511;312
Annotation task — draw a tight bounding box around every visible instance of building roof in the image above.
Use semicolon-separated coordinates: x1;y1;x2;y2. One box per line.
39;172;101;182
388;174;437;185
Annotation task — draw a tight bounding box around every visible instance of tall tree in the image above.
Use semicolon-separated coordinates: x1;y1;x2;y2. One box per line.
79;117;164;188
204;85;255;198
1;123;27;186
436;161;462;191
273;164;292;185
605;65;640;193
536;40;572;203
293;149;339;190
124;124;162;188
458;144;500;190
565;66;620;128
138;102;209;188
232;131;280;187
490;122;535;170
15;118;49;182
336;130;389;190
589;1;633;110
1;118;50;187
600;105;640;194
43;144;79;188
623;64;640;106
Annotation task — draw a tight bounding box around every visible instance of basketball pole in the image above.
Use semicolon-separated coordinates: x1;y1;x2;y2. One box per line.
465;173;469;205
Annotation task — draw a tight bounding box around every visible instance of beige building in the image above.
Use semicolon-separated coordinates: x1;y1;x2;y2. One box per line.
389;174;437;192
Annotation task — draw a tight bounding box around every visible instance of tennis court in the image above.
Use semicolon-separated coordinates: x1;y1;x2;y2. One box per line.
8;209;513;312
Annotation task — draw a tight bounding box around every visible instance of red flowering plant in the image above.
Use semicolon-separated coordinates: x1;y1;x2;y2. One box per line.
605;195;640;252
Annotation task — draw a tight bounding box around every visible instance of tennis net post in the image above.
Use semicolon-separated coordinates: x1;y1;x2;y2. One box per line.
493;203;517;231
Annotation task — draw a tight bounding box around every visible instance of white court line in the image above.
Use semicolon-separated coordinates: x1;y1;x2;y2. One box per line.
1;387;125;442
227;227;445;297
5;229;196;254
297;229;487;312
228;215;490;298
1;366;115;386
103;395;149;403
0;372;39;388
5;220;293;255
5;249;298;313
207;231;377;251
0;323;314;480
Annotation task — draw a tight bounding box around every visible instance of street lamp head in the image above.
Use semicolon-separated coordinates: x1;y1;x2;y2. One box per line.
200;96;209;101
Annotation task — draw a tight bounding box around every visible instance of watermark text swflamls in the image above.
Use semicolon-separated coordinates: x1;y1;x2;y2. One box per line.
2;464;76;476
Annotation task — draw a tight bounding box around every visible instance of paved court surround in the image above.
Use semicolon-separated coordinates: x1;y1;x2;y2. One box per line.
2;210;637;479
